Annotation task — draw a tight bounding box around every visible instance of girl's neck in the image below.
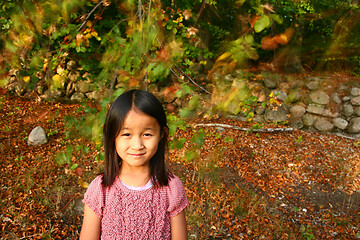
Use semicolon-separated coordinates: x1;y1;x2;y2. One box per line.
119;167;151;188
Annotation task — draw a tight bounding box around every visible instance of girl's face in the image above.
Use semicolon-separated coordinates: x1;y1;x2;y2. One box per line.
115;109;162;170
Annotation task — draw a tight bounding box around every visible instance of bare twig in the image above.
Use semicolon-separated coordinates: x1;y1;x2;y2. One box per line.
60;193;79;212
172;66;211;94
19;234;42;240
194;123;294;133
334;133;360;141
77;0;104;31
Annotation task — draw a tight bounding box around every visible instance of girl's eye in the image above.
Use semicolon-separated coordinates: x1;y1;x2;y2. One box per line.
144;133;153;137
122;133;131;137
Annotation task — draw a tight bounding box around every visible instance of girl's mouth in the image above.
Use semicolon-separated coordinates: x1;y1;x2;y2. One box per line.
129;153;145;157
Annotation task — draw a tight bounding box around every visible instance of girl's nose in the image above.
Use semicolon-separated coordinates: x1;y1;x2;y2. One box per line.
131;136;144;149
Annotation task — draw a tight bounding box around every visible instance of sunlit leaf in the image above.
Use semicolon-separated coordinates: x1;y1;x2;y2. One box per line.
216;51;232;62
270;14;283;24
254;15;270;33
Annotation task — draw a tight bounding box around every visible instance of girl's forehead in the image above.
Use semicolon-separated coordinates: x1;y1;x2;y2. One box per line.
122;109;160;128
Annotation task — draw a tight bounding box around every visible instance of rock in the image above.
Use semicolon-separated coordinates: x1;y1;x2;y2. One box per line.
350;87;360;96
278;82;290;91
290;105;306;118
290;80;304;89
322;109;339;118
343;104;354;117
264;105;288;122
68;71;81;82
67;60;77;71
331;92;341;104
305;80;319;91
86;89;111;102
303;114;315;126
342;96;351;102
224;74;234;82
255;105;266;115
333;118;348;130
286;89;302;103
71;92;85;102
75;81;92;93
28;126;48;146
309;90;330;105
264;78;277;89
354;107;360;117
253;90;266;102
65;81;75;96
306;104;324;115
86;91;100;101
350;96;360;106
273;90;287;102
253;114;265;123
314;118;334;132
338;84;348;92
43;88;62;99
348;117;360;134
290;119;304;129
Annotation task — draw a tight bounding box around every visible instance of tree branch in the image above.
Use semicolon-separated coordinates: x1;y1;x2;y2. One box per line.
77;0;104;31
172;66;211;94
194;123;294;133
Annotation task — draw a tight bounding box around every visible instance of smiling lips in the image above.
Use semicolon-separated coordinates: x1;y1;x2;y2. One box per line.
129;153;145;157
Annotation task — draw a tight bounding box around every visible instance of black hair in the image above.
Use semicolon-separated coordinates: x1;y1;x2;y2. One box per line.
102;89;172;187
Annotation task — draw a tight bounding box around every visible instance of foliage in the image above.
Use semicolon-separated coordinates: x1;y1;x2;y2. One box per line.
1;0;360;174
0;0;16;32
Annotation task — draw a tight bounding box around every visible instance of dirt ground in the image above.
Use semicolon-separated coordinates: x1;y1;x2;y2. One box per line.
1;88;359;239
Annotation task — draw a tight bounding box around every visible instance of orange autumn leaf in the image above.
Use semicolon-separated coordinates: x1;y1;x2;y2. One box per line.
261;36;278;50
274;28;295;45
157;46;171;62
250;15;260;28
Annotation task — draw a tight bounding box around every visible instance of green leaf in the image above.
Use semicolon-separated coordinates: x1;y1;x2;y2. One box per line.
244;34;254;44
254;15;270;33
55;152;71;166
191;130;206;147
179;108;192;118
175;138;187;149
185;150;198;162
270;14;283;24
70;163;79;170
95;152;104;162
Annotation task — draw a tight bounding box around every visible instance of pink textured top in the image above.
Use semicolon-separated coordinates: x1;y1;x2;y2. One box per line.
82;175;189;239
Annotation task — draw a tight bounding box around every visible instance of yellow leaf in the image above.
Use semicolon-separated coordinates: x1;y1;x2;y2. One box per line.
216;52;232;62
52;74;63;88
79;179;89;189
86;21;92;28
23;76;31;83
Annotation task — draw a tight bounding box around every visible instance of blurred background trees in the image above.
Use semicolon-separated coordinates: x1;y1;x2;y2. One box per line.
1;0;359;92
0;0;359;143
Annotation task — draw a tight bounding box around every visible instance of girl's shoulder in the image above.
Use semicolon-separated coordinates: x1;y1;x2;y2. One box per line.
164;174;189;217
88;175;104;188
164;174;186;193
167;174;184;187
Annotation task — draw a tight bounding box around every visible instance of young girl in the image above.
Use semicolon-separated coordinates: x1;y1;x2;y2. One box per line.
80;90;189;239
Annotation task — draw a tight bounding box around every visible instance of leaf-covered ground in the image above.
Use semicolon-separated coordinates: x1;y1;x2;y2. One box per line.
1;92;359;239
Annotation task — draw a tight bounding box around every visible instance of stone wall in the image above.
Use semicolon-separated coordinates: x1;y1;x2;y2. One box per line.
6;66;360;139
237;73;360;139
